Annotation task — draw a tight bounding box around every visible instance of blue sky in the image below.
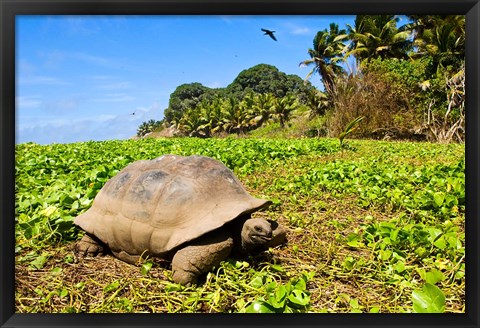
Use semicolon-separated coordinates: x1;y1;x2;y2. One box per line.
16;15;355;145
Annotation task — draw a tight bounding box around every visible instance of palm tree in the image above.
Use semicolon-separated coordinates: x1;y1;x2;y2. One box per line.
195;100;215;138
136;119;162;137
299;23;347;96
221;97;251;135
273;94;297;128
249;93;275;128
346;15;412;62
178;108;203;137
306;88;329;118
407;15;465;72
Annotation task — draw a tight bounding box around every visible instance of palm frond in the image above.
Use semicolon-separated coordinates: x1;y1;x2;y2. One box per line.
339;116;366;146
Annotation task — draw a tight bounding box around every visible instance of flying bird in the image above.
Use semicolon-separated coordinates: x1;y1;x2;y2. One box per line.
261;28;277;41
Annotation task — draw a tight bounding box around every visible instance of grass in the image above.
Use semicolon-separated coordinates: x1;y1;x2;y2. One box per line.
15;137;465;313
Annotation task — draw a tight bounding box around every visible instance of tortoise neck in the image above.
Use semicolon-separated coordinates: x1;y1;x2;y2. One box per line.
229;214;252;256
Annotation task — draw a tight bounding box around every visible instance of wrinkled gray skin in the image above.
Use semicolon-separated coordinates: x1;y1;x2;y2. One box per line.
76;215;286;286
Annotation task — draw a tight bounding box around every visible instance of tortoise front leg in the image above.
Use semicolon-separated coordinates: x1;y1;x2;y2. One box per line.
171;230;233;286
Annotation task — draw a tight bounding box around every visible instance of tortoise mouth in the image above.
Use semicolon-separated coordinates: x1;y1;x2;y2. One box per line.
251;234;272;244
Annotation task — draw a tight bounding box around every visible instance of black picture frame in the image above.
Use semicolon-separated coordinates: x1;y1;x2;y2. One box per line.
1;0;479;327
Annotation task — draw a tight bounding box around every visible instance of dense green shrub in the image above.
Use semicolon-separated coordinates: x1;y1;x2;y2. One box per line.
362;57;447;116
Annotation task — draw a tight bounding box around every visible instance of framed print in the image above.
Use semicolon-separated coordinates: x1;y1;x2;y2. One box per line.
2;0;478;327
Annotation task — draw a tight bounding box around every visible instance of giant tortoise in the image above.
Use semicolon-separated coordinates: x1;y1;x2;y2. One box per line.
74;154;286;285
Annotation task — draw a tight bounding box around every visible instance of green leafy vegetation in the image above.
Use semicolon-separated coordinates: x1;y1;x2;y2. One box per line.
15;14;466;314
244;271;315;313
15;137;464;313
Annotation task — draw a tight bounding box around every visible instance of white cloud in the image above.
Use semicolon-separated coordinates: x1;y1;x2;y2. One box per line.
283;22;312;35
39;49;68;69
16;96;42;109
72;52;112;66
291;27;311;35
18;60;36;75
42;98;82;114
35;50;131;71
97;114;117;121
17;102;165;145
97;81;132;90
92;93;136;102
17;114;131;144
18;75;71;86
205;81;225;89
90;75;113;80
71;52;132;70
86;75;133;92
220;16;234;24
17;58;70;86
63;16;100;35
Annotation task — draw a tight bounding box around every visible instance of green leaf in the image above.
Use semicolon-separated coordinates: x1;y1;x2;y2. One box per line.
245;300;277;313
454;264;465;280
379;249;392;261
141;261;153;276
74;282;85;290
267;285;287;309
58;288;68;298
342;256;356;271
415;246;428;258
265;281;278;293
425;269;445;284
64;254;74;264
292;277;307;291
445;232;462;249
60;194;75;206
433;236;447;250
292;245;299;253
427;228;442;243
339;116;365;146
301;271;315;282
287;289;310;307
50;267;62;275
412;283;445;313
233;260;244;268
346;233;363;248
30;255;48;269
103;280;121;293
250;274;266;289
369;306;380;313
164;282;183;292
433;192;445;207
39;205;58;217
270;264;285;272
393;261;406;273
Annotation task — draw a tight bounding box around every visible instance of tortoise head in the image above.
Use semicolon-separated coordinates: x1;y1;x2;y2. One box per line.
229;213;286;256
241;217;273;248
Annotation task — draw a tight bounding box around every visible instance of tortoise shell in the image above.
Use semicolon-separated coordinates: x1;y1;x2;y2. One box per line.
74;154;271;257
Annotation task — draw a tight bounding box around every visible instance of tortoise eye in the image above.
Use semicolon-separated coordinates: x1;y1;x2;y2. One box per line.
254;226;263;233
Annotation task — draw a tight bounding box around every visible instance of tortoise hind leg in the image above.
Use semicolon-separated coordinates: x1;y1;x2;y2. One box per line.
76;234;147;265
111;250;145;265
172;229;234;286
75;233;106;257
